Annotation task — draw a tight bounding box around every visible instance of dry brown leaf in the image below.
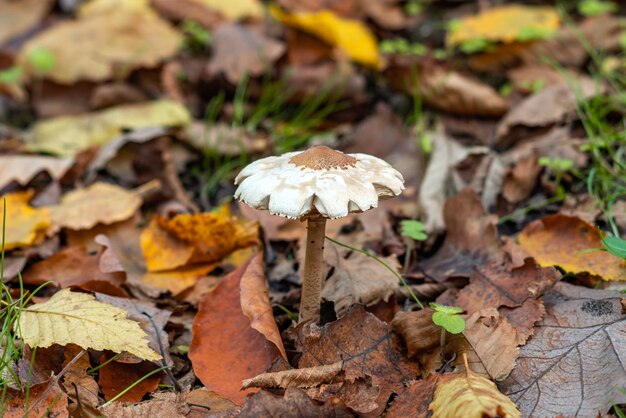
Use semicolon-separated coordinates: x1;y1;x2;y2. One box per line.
422;188;504;282
186;388;237;418
391;309;440;358
241;361;342;389
189;254;284;405
98;355;162;402
0;191;50;250
61;345;100;409
98;391;188;418
455;258;560;314
459;309;519;381
17;2;181;84
322;243;400;317
5;381;68;418
235;388;353;418
501;155;541;204
502;282;626;417
0;0;52;45
207;24;286;84
49;182;142;231
0;155;73;191
385;374;440;418
519;214;626;281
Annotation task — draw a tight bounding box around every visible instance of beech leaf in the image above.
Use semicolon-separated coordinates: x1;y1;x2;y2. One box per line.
17;289;161;361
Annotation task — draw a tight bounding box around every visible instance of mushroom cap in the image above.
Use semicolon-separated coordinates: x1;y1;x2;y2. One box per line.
234;146;404;220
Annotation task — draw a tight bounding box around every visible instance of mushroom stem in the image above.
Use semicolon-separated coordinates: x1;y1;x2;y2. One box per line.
300;216;327;322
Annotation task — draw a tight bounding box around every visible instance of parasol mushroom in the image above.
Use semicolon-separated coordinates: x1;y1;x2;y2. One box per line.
234;145;404;322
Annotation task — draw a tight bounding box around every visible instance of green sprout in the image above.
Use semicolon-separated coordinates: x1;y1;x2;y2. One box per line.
25;47;55;75
400;219;428;241
430;302;465;334
578;0;617;17
0;67;22;85
181;20;212;53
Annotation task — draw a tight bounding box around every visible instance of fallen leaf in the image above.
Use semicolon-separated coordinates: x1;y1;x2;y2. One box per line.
241;361;343;389
17;1;181;84
0;155;73;191
270;5;381;69
447;5;559;46
98;355;162;402
22;245;125;291
0;0;53;45
519;214;626;280
430;364;520;418
297;307;419;414
190;0;263;20
235;388;353;417
391;308;440;358
207;23;286;84
321;243;400;317
385;374;440;418
18;289;161;361
49;182;142;231
501;155;541;204
455;258;560;314
422;188;504;282
141;264;218;295
141;212;258;272
61;344;100;409
459;309;519;381
0;191;50;250
5;381;68;418
189;254;284;404
98;391;187;418
28;100;191;157
502;282;626;417
496;79;600;146
186;388;237;417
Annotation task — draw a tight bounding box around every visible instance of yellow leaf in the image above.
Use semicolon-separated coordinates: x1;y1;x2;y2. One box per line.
0;191;50;250
430;358;520;418
270;5;381;69
191;0;263;20
141;264;218;295
49;182;142;231
17;289;161;361
27;100;190;157
141;213;259;272
518;214;626;281
18;1;181;84
447;5;560;46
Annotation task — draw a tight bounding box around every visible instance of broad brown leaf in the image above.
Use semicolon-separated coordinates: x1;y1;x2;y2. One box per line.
502;282;626;417
189;253;284;404
519;214;626;281
5;381;68;418
391;309;440;358
98;392;187;418
235;388;353;418
98;355;162;402
385;374;440;418
422;188;504;282
61;345;100;409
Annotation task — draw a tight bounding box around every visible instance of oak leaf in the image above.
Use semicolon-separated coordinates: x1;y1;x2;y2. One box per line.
17;289;161;361
502;282;626;417
519;214;626;280
0;191;50;250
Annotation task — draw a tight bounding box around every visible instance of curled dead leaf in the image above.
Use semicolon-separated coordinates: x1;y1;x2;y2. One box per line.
241;361;342;390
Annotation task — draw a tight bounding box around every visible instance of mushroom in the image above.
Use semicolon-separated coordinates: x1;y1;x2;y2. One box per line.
234;145;404;322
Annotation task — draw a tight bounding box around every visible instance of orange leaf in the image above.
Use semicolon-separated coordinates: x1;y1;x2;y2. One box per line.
189;253;284;405
519;214;626;281
98;354;162;403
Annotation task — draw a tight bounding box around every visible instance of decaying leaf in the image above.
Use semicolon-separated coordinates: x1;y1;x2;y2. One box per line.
208;24;286;84
190;0;263;20
61;344;100;409
422;188;504;282
270;5;381;69
141;212;258;272
189;254;284;404
430;356;520;418
49;182;142;231
391;308;440;358
447;5;559;46
28;100;190;157
98;391;188;418
5;381;69;418
234;388;353;417
17;1;181;84
502;282;626;417
242;361;342;389
0;191;50;250
321;243;400;317
519;214;626;281
98;355;162;402
0;155;73;191
385;374;440;418
18;289;161;361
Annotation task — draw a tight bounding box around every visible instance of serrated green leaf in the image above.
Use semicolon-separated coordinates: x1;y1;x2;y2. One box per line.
401;220;428;241
601;235;626;259
429;302;464;314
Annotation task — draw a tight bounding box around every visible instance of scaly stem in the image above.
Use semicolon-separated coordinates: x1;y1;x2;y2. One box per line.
300;217;327;322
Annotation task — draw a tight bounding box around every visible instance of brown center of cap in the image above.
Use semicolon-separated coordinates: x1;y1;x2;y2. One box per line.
289;146;357;170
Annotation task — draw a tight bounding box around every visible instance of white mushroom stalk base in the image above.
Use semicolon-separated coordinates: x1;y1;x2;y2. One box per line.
300;217;327;322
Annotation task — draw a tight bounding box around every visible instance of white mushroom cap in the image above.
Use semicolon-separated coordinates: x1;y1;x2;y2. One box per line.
234;146;404;220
